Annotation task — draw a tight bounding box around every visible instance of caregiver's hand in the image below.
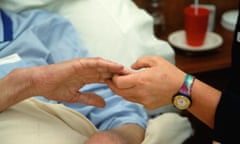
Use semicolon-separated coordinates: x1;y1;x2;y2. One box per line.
0;57;128;111
107;56;186;110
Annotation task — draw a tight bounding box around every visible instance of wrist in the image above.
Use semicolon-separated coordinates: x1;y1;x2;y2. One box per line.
0;68;33;111
172;74;195;110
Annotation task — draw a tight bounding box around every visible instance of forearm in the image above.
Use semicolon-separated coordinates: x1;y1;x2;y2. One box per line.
188;79;221;129
110;124;145;144
86;124;145;144
0;68;34;111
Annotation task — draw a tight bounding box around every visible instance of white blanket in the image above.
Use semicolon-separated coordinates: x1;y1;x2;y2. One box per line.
0;98;192;144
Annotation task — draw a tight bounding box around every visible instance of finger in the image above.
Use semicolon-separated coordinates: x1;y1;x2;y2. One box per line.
111;74;137;89
78;57;123;75
98;72;113;82
118;67;132;75
100;67;133;81
73;92;106;108
106;82;133;100
131;56;153;70
106;80;119;90
106;80;135;96
100;60;132;75
94;58;126;73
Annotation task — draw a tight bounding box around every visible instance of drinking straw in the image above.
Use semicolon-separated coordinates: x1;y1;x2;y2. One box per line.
194;0;199;15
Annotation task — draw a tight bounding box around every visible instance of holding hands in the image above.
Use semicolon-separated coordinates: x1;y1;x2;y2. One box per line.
107;56;186;110
108;56;221;128
29;57;128;105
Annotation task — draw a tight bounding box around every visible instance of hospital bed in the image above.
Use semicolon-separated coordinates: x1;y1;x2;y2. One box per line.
0;0;192;143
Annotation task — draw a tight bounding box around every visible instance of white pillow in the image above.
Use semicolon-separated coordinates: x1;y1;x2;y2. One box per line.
0;0;175;68
142;113;193;144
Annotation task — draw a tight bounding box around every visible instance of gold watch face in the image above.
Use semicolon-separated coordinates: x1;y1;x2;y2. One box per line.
173;95;191;110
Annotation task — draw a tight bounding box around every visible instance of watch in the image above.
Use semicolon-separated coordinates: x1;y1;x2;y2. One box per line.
172;74;195;110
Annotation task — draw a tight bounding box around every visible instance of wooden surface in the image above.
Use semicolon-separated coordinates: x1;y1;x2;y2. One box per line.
133;0;237;74
133;0;239;33
169;25;234;74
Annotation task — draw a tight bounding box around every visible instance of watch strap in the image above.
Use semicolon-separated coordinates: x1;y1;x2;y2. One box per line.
179;74;195;96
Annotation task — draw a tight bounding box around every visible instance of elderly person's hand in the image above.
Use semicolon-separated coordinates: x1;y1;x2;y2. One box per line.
85;124;144;144
0;57;128;111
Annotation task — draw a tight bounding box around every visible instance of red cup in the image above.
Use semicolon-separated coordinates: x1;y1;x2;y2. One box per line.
184;6;210;46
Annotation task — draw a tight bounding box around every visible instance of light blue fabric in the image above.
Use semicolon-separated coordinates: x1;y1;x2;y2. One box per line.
0;9;147;130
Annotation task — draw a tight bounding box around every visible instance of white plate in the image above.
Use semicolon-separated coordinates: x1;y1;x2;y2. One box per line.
168;30;223;52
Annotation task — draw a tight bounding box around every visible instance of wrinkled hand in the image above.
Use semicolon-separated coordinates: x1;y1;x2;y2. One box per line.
27;57;128;107
107;56;186;109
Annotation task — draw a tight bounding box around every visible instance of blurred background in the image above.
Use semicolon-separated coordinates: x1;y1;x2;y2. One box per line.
132;0;239;143
133;0;238;37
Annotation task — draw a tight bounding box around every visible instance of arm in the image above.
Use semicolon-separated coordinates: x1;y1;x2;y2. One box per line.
0;57;127;111
86;124;145;144
60;83;147;144
188;78;221;128
107;56;221;128
0;67;32;111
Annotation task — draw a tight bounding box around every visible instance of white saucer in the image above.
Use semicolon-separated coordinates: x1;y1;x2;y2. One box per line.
168;30;223;52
